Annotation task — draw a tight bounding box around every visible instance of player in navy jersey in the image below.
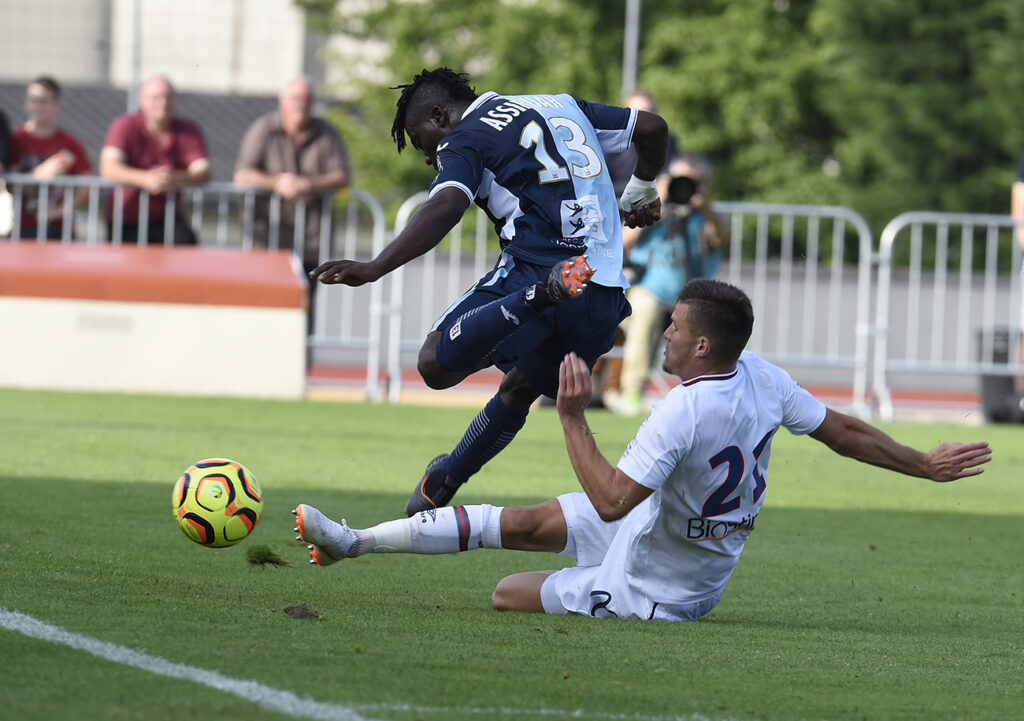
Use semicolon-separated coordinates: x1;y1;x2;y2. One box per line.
311;68;668;515
293;279;991;620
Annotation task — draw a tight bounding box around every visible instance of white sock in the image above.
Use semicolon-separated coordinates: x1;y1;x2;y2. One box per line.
352;505;504;556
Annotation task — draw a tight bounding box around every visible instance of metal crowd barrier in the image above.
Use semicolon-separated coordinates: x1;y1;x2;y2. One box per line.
872;211;1024;420
704;201;874;415
3;173;336;251
8;172;1024;418
382;197;875;414
1;173;388;398
384;191;493;403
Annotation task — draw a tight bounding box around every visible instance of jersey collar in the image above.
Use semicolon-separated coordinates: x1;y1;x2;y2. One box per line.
680;369;739;387
461;91;500;120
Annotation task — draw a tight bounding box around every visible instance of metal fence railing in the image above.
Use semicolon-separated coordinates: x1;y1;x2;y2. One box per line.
6;172;1024;418
380;198;876;414
872;211;1024;420
713;201;875;415
1;173;389;397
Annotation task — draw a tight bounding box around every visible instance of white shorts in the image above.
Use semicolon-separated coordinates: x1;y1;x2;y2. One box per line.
540;492;722;622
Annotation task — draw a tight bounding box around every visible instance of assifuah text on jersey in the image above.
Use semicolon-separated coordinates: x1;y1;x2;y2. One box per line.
478;100;530;131
477;95;571;131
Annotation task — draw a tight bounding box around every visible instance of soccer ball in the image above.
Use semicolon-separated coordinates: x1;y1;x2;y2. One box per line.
172;459;262;547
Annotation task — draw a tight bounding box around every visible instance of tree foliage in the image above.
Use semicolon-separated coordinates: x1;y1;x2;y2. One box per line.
305;0;1024;231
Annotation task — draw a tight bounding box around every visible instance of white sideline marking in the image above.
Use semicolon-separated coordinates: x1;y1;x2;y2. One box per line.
2;608;750;721
356;704;746;721
0;608;375;721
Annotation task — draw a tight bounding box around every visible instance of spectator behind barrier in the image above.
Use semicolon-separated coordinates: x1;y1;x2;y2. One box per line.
589;89;680;408
1011;153;1024;393
10;76;93;239
0;107;11;172
0;108;11;236
609;153;728;416
99;75;210;245
233;76;351;274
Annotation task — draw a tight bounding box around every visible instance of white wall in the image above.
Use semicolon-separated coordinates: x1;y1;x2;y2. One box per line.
0;0;311;95
0;0;110;84
108;0;307;94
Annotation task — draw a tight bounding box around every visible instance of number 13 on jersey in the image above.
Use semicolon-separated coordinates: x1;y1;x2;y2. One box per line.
519;118;603;184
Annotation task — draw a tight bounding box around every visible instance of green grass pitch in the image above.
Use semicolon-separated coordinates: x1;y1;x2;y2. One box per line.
0;387;1021;721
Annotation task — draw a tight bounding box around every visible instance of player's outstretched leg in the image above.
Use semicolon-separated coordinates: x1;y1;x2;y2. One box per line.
292;504;360;566
294;503;505;564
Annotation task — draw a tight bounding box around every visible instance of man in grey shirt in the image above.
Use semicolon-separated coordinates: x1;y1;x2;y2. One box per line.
234;77;351;273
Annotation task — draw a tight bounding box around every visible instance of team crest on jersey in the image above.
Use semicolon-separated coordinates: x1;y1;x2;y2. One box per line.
560;194;606;243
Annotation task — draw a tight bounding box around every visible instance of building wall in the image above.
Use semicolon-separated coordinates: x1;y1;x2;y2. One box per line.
108;0;307;94
1;0;311;95
0;0;112;85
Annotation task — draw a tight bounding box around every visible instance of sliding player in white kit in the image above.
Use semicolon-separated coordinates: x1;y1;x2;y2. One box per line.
293;279;991;621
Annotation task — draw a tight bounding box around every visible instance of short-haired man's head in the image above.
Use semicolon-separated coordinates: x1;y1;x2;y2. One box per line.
624;89;657;113
280;76;314;131
138;75;175;124
28;76;61;99
391;67;477;152
677;279;754;363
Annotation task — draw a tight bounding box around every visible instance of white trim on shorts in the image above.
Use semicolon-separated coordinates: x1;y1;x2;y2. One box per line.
429;253;516;333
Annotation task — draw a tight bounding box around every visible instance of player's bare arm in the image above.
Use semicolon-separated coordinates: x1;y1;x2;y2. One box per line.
619;110;668;229
808;408;992;482
557;352;652;520
311;186;469;285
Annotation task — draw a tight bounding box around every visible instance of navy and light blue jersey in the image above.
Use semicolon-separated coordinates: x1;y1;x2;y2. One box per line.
429;91;636;288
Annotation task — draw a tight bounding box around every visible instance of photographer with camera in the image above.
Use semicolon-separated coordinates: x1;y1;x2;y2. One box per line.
610;153;728;416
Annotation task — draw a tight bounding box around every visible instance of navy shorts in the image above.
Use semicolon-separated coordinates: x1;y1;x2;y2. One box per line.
431;252;630;398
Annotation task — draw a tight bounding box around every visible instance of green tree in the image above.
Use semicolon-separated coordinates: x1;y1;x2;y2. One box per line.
642;0;840;209
301;0;1024;240
301;0;628;213
813;0;1024;229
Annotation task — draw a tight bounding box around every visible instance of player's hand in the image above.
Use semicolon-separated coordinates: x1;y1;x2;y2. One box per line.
621;198;662;229
618;175;662;229
309;259;382;286
556;352;593;418
923;441;992;482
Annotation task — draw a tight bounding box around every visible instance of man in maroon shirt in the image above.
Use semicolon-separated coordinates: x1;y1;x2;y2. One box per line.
99;75;210;245
11;76;93;239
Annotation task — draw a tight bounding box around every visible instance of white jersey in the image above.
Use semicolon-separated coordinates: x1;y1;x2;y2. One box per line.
543;352;827;619
614;351;826;604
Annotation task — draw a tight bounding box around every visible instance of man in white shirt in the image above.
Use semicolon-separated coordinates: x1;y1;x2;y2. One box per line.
294;279;992;621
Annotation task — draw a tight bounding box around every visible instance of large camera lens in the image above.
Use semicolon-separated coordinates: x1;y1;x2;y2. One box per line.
667;176;698;205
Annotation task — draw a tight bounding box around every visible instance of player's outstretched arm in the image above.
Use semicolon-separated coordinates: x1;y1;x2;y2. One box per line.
808;408;992;482
557;352;652;520
310;186;469;285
